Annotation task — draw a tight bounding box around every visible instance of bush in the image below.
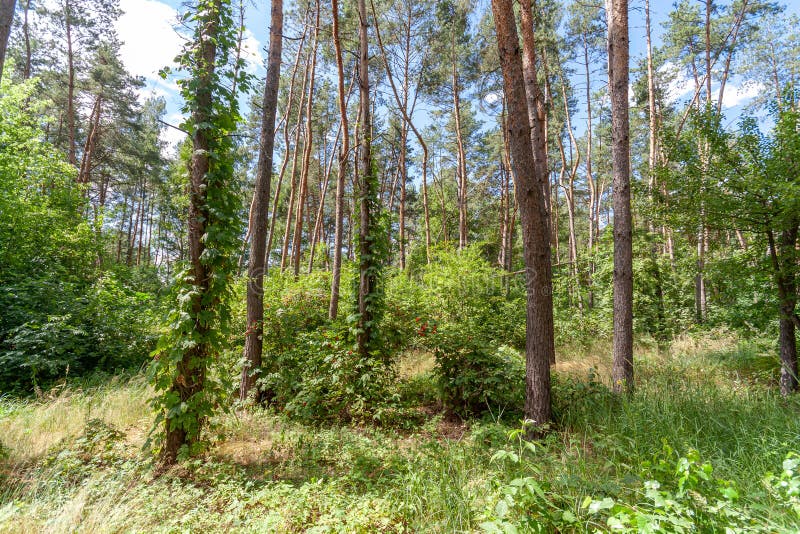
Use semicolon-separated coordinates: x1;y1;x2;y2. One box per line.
240;269;399;423
0;273;157;393
428;322;524;418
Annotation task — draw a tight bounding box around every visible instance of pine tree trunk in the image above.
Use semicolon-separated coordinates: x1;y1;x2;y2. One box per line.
492;0;554;435
65;0;77;167
79;96;102;185
0;0;15;82
584;34;596;310
266;26;308;274
607;0;634;394
519;0;554;364
451;29;468;250
240;0;283;403
355;0;378;358
371;1;430;263
22;0;31;78
162;0;222;465
329;0;349;319
292;3;319;277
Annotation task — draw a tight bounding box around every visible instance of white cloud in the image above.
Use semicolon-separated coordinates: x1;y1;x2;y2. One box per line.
160;112;188;153
661;62;695;104
721;82;765;109
240;30;264;74
115;0;184;79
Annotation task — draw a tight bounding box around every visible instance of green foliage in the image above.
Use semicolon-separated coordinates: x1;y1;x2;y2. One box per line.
482;432;800;533
42;419;127;486
765;453;800;519
238;270;399;423
0;75;156;394
401;246;528;415
148;0;252;459
430;331;524;418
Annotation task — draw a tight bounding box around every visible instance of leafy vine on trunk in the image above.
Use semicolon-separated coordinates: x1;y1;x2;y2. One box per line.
147;0;251;466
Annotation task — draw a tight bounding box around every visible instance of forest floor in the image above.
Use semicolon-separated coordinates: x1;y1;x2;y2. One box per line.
1;331;799;532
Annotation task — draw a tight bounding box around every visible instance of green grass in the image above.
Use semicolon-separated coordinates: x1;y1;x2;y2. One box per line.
1;333;799;532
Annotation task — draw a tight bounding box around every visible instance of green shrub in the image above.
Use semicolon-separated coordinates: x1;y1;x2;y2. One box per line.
243;269;398;423
428;322;524;418
0;273;157;393
482;431;800;533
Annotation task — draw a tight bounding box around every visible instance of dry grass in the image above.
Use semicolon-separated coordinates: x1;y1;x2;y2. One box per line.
0;376;152;465
395;349;435;379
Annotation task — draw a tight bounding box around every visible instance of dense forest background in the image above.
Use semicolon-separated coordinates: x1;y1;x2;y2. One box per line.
1;0;800;530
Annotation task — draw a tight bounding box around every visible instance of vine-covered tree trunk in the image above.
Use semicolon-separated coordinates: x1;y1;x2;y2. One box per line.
355;0;379;358
492;0;554;435
607;0;634;394
240;0;283;403
162;0;219;463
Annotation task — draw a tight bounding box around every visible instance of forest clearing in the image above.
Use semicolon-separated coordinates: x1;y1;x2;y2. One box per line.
1;0;800;530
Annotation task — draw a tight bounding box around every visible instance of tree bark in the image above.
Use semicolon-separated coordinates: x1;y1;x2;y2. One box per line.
266;25;308;275
163;0;221;465
607;0;634;394
65;0;77;167
355;0;378;358
22;0;30;78
0;0;15;82
493;0;555;434
768;225;799;395
329;0;350;319
291;1;319;277
519;0;549;219
78;96;102;185
451;29;468;250
280;51;312;271
240;0;283;403
371;0;430;263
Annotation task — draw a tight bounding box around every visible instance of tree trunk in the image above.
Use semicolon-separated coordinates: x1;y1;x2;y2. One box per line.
240;0;283;403
309;118;342;274
492;0;555;435
519;1;549;221
329;0;350;319
280;53;312;271
371;0;430;262
0;0;15;82
355;0;378;358
768;226;799;395
22;0;30;78
162;0;222;466
607;0;634;394
584;34;596;309
266;25;308;274
79;96;102;185
451;29;468;250
65;0;77;167
291;2;319;277
519;0;554;363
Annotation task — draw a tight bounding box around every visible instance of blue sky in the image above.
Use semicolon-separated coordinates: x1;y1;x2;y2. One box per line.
114;0;799;147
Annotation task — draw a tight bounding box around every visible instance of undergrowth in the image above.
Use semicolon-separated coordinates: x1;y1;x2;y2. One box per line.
1;334;799;532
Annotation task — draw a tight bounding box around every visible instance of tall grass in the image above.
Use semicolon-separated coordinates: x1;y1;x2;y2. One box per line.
0;334;798;532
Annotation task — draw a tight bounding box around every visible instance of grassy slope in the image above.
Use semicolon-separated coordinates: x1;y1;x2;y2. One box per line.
1;332;799;532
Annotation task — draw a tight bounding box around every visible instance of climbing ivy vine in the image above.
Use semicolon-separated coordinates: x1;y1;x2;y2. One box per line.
147;0;252;464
